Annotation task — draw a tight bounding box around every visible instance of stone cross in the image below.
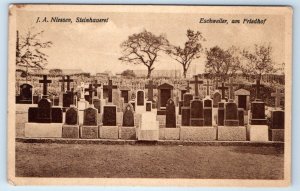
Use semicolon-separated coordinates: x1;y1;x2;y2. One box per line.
217;82;229;99
65;75;74;91
92;80;101;96
225;78;239;99
59;76;66;92
85;84;96;104
252;79;264;100
271;88;284;108
103;79;117;102
145;80;157;101
190;75;203;97
39;75;52;97
203;79;213;96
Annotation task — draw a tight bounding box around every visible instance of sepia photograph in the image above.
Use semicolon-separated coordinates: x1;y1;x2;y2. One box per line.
7;4;292;186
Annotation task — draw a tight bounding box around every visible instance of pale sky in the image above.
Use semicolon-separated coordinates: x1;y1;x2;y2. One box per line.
16;9;286;75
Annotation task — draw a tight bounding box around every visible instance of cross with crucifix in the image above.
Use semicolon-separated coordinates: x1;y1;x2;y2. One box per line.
59;76;66;92
85;84;96;104
92;80;101;96
65;75;74;91
271;88;284;109
103;79;117;103
203;79;213;97
217;82;229;100
79;82;85;99
252;79;264;100
39;75;52;98
190;75;203;97
225;78;239;100
145;80;157;101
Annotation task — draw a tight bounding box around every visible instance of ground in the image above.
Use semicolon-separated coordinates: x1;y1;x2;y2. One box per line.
16;142;284;179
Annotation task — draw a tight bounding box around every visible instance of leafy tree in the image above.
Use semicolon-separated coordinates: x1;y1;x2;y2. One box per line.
241;44;275;80
205;46;241;82
121;70;136;78
167;29;205;78
16;29;53;78
119;30;169;78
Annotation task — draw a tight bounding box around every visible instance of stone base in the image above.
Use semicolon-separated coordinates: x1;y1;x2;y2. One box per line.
180;126;217;141
81;125;99;139
119;126;137;140
159;128;180;140
224;120;239;126
251;119;267;125
271;129;284;142
138;121;159;141
25;123;62;138
100;126;119;139
62;125;80;138
217;126;246;141
247;125;269;142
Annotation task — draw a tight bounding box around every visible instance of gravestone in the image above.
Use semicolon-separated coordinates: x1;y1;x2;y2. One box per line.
146;101;152;112
62;106;79;138
178;101;183;115
181;93;193;126
217;102;225;126
103;79;117;103
102;105;117;126
270;110;284;141
19;83;33;103
135;90;145;113
234;88;250;111
238;108;244;126
190;75;203;98
51;107;63;123
123;104;135;127
203;98;213;126
224;100;239;126
157;83;173;115
250;100;267;125
37;98;52;123
213;91;222;108
190;98;204;126
112;90;121;111
93;98;101;113
138;112;159;140
217;82;229;100
83;107;98;126
166;98;176;128
145;80;157;102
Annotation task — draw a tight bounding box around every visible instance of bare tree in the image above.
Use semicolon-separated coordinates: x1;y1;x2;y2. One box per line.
205;46;241;82
119;30;169;78
16;29;53;78
167;29;205;78
241;44;275;80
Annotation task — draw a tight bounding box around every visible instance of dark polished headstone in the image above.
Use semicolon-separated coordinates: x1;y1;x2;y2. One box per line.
83;107;98;126
179;101;183;115
121;90;129;103
270;110;284;129
63;91;74;108
19;83;32;103
123;104;134;127
238;108;244;126
37;98;52;123
190;99;204;126
224;100;239;126
217;102;225;126
203;99;212;126
28;107;38;122
65;107;78;125
103;106;117;126
166;99;176;128
137;91;144;106
181;107;190;126
251;99;267;125
52;107;63;123
146;102;152;112
183;93;193;107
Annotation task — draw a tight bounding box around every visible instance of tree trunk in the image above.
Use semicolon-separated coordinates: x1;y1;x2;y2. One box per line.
147;67;152;79
183;67;187;79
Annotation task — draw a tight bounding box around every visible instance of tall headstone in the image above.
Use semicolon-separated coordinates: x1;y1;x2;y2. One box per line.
122;104;135;127
120;88;130;104
190;98;204;126
181;93;193;126
102;105;117;126
224;100;239;126
217;82;229;100
217;102;225;126
157;83;173;115
145;80;157;102
213;91;222;108
18;83;33;104
190;75;203;98
166;98;176;128
37;75;52;123
203;98;213;126
203;79;213;97
135;90;146;114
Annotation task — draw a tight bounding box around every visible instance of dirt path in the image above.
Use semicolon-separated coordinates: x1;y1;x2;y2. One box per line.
15;142;284;179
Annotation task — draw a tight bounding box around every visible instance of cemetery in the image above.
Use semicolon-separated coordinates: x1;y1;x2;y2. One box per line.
15;72;285;143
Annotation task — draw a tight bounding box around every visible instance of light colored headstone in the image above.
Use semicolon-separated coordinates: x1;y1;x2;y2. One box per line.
138;112;159;140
